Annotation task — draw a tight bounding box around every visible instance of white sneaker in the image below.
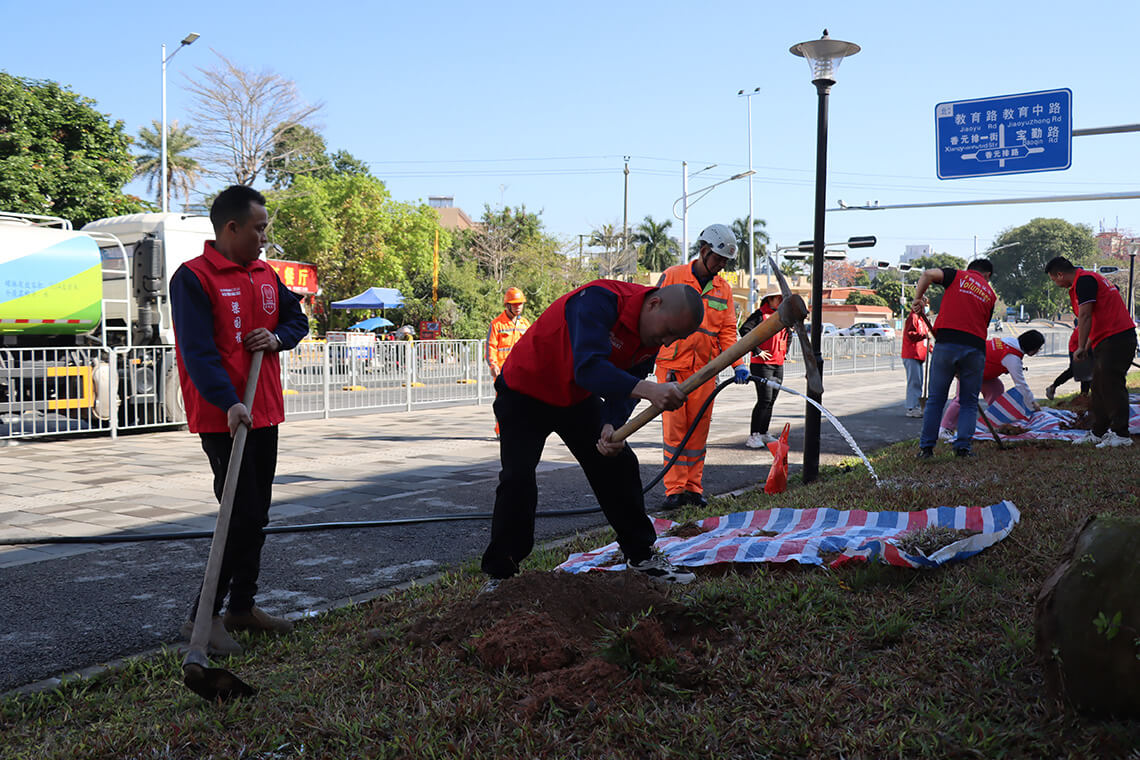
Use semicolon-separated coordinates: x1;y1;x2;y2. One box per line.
1096;431;1133;448
1071;430;1103;445
745;433;765;449
628;552;695;584
938;428;955;443
905;408;923;418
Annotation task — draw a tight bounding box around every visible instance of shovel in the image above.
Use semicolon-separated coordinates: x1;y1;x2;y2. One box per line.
182;351;263;702
612;292;813;442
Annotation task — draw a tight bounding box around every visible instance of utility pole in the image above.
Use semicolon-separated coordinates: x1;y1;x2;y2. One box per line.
681;161;689;264
622;156;630;274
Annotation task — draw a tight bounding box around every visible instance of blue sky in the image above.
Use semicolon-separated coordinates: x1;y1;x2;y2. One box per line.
3;0;1137;265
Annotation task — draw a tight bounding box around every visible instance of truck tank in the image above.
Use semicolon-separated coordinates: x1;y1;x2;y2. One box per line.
0;224;102;337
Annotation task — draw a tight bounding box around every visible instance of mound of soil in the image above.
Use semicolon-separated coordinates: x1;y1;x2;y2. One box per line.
400;571;731;717
665;521;708;538
1054;393;1091;413
995;424;1028;435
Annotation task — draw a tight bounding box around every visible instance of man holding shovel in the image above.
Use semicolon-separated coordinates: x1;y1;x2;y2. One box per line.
171;185;310;654
480;281;704;592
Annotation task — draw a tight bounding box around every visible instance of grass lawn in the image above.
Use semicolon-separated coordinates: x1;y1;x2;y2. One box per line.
2;377;1139;759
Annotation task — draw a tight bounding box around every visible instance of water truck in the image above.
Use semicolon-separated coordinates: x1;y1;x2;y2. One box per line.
0;211;215;434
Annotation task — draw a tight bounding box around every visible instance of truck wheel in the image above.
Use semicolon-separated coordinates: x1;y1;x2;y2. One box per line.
163;364;185;423
91;361;117;421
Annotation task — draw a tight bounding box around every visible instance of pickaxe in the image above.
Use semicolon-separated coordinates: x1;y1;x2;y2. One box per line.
612;263;823;442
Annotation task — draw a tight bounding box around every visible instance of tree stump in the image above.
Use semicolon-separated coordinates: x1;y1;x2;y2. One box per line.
1035;514;1140;717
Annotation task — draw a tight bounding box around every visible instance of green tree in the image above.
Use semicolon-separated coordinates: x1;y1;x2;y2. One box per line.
988;218;1098;319
873;278;905;316
729;216;770;273
632;215;679;272
133;119;201;207
453;204;551;284
846;291;889;308
267;173;450;333
0;73;146;226
263;123;331;189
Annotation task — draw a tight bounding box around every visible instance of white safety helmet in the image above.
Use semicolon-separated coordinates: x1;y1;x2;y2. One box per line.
697;223;738;260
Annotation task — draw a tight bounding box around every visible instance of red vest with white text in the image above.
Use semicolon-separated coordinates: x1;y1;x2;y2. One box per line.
933;269;996;340
175;243;285;433
1068;268;1134;348
502;280;658;407
983;337;1023;381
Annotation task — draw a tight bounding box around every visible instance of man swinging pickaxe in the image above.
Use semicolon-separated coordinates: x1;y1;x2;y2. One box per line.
612;261;823;442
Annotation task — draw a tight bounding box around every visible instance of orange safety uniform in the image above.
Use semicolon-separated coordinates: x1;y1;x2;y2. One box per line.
486;309;530;434
654;264;744;497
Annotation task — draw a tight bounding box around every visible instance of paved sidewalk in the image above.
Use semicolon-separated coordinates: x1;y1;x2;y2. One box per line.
0;357;1069;569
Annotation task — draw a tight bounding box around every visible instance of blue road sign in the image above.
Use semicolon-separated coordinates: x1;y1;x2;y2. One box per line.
936;88;1072;179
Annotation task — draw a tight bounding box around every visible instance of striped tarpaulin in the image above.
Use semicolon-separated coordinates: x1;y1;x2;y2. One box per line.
974;388;1140;440
557;501;1020;573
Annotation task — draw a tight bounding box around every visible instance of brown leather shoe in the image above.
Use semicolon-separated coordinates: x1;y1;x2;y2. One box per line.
223;606;294;634
180;616;243;655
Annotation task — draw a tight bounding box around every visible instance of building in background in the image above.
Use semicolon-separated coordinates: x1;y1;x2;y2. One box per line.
429;196;479;232
901;244;932;265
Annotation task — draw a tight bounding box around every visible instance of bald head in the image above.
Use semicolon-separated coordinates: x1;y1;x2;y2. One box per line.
639;283;703;348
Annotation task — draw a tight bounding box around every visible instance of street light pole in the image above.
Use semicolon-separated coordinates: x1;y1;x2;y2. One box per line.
739;88;761;312
161;33;200;214
791;29;860;484
672;165;749;265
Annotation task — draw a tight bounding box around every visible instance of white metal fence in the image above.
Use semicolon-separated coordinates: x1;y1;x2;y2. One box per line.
0;345;182;440
1;328;1075;440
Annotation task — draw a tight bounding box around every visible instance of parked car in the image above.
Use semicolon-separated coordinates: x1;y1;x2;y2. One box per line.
838;322;896;339
805;322;839;336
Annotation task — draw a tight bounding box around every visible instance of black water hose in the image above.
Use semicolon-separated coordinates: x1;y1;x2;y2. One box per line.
3;377;747;546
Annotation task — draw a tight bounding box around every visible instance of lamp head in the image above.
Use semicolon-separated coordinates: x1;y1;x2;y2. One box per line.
790;30;860;84
181;33;200;46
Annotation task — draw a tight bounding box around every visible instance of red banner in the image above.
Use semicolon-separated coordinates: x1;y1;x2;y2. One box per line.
267;259;320;295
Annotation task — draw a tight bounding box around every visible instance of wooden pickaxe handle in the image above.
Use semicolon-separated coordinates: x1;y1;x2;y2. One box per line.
611;294;809;443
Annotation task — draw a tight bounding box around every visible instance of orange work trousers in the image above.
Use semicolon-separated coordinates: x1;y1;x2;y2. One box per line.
656;365;715;496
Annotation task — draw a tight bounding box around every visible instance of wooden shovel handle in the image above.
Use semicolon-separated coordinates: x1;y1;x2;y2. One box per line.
186;351;264;657
611;295;808;443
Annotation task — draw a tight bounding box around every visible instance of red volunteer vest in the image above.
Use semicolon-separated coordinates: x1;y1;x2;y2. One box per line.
933;269;996;340
750;305;788;365
901;312;929;361
502;280;658;407
176;242;285;433
1068;268;1134;348
983;337;1023;381
1068;327;1079;353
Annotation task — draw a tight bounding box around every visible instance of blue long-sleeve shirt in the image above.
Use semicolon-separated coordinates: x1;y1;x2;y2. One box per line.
170;265;309;412
564;285;655;427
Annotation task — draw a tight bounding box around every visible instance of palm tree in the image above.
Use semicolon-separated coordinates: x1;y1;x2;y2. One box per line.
134;120;202;209
590;223;634;277
632;216;679;272
730;217;770;273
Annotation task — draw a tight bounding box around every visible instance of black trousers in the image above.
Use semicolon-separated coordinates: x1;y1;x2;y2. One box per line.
1090;330;1138;437
1050;351;1091;394
749;363;784;434
481;378;657;579
191;425;279;617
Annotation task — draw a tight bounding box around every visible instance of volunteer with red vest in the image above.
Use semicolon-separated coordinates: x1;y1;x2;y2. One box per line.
938;331;1044;436
1047;256;1137;447
171;185;309;655
486;286;531;436
480;281;704;592
739;291;789;449
655;224;748;509
901;306;931;418
912;259;997;458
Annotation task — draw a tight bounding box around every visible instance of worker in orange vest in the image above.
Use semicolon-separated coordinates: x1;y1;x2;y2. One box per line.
486;287;531;436
655;224;750;509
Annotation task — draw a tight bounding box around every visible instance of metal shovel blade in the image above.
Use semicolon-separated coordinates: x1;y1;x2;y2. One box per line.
183;661;257;702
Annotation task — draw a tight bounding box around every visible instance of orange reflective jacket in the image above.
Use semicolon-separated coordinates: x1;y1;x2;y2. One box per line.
654;264;743;372
485;309;530;373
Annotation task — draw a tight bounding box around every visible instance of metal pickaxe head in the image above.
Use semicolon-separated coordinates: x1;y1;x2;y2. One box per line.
768;255;824;396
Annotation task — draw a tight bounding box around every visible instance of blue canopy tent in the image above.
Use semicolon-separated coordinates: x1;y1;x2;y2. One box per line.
348;316;394;331
330;287;405;309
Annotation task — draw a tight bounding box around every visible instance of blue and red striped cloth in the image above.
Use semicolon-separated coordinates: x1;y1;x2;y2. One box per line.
975;389;1140;440
557;501;1020;572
